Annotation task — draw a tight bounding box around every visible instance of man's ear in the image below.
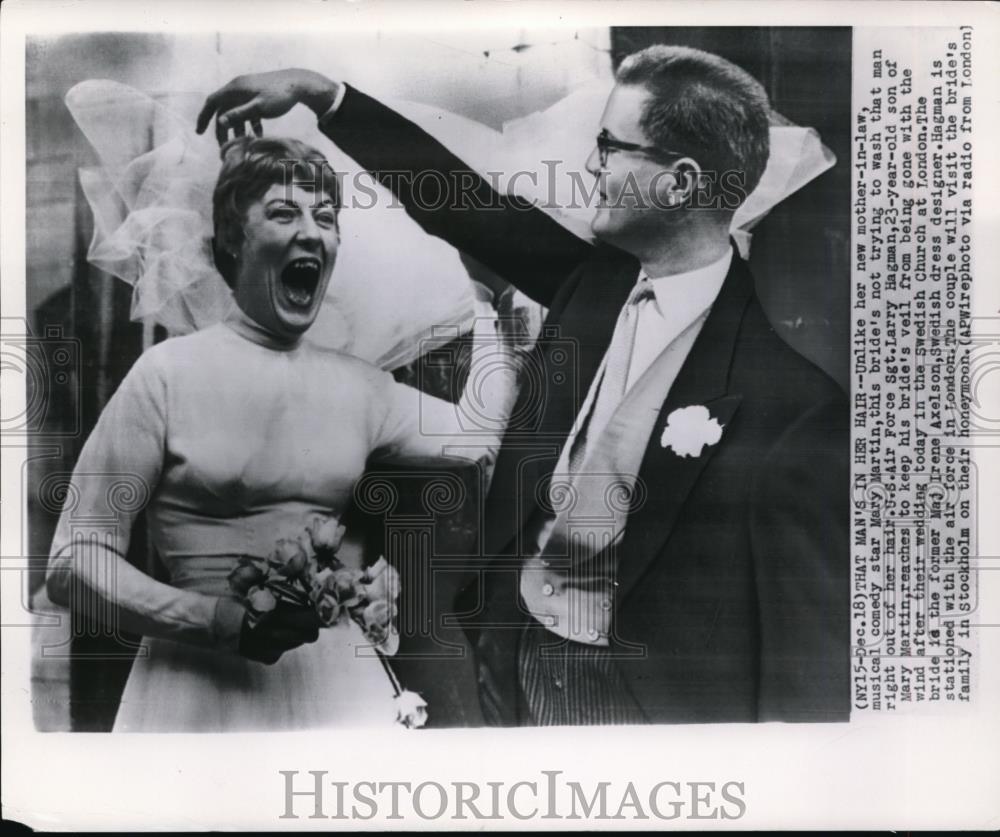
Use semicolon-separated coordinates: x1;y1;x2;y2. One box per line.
652;157;702;208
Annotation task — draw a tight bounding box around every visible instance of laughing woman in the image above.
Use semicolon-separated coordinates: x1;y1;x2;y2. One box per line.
45;137;516;732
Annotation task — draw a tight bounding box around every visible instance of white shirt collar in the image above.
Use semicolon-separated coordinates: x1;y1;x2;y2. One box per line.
640;248;733;325
624;248;733;393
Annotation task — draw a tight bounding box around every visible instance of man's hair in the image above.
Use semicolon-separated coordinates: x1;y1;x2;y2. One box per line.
615;45;771;203
212;136;340;287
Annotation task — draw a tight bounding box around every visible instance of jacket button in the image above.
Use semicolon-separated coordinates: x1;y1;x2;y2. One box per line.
541;582;555;596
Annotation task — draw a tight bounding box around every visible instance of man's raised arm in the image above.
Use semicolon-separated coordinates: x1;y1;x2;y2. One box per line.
197;69;594;308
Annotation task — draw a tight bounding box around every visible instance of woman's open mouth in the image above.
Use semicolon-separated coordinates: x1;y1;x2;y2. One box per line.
280;257;322;307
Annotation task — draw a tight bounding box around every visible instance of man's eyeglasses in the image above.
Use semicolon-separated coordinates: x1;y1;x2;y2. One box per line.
595;128;686;168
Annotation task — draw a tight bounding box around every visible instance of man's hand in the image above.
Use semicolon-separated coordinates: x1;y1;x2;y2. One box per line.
237;600;322;664
196;69;340;146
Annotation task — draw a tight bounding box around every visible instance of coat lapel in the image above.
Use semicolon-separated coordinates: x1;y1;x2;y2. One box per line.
616;249;753;599
485;255;638;556
537;256;638;441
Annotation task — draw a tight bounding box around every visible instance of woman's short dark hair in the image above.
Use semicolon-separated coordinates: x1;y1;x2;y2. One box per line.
616;45;771;204
211;136;340;287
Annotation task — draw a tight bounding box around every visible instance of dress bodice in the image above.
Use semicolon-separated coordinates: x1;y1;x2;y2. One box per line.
47;303;507;637
147;315;379;591
47;304;512;656
142;309;472;596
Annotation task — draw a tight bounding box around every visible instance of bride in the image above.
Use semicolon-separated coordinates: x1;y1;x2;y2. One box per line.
45;133;516;732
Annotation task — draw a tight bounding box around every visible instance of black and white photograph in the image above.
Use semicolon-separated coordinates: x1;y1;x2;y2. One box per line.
2;0;998;830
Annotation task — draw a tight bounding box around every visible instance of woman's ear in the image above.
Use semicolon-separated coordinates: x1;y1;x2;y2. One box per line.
211;235;239;289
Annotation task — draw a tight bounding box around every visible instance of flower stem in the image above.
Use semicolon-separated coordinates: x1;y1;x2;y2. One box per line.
350;613;403;697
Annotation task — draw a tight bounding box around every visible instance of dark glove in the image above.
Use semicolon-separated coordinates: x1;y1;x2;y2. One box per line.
237;600;322;664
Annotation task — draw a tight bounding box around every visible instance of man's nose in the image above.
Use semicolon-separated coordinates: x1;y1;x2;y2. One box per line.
585;145;603;177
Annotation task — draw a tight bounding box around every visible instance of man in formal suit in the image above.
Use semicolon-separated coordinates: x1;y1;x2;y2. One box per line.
198;44;850;724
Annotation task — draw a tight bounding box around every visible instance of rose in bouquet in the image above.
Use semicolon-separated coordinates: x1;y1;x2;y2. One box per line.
227;514;426;727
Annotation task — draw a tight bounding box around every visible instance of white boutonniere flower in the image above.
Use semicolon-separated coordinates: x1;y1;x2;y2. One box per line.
660;405;724;458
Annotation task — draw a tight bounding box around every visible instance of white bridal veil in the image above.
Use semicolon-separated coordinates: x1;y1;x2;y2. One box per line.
66;78;834;369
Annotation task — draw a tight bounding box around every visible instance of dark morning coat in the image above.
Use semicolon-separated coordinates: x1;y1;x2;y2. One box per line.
322;85;850;724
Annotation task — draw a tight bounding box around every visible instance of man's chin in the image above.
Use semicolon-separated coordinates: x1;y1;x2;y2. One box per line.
590;213;619;245
590;211;608;236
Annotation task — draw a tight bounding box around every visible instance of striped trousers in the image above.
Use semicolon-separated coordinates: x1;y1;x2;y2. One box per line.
516;618;645;725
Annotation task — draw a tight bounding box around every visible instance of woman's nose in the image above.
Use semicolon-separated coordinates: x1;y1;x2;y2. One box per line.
295;213;322;245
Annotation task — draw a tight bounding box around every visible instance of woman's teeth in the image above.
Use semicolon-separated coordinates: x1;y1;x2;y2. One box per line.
286;286;312;306
281;258;322;307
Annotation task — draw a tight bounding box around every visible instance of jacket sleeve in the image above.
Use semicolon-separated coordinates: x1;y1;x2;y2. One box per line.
750;393;851;722
45;350;245;652
319;85;595;308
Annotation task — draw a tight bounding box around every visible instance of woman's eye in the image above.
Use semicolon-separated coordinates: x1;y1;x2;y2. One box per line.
314;212;336;227
270;208;296;221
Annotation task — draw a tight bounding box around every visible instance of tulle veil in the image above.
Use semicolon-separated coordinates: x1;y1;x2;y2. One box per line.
66;78;835;370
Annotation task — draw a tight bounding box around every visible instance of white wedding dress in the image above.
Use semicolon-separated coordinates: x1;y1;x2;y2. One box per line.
47;307;509;731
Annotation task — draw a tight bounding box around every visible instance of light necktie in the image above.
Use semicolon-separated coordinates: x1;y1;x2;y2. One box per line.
567;277;655;477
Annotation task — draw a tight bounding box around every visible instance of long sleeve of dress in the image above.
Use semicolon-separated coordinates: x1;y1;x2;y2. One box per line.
45;348;246;651
368;300;520;465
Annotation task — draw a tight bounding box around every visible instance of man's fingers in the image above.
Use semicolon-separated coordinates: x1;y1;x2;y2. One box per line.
224;100;263;127
215;112;230;147
195;90;221;135
251;118;263;138
196;78;251;134
214;100;263;146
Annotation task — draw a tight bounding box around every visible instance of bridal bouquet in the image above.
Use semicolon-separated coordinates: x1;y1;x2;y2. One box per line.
227;515;427;728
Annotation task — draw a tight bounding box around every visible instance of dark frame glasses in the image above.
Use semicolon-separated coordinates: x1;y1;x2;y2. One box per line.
595;128;687;167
